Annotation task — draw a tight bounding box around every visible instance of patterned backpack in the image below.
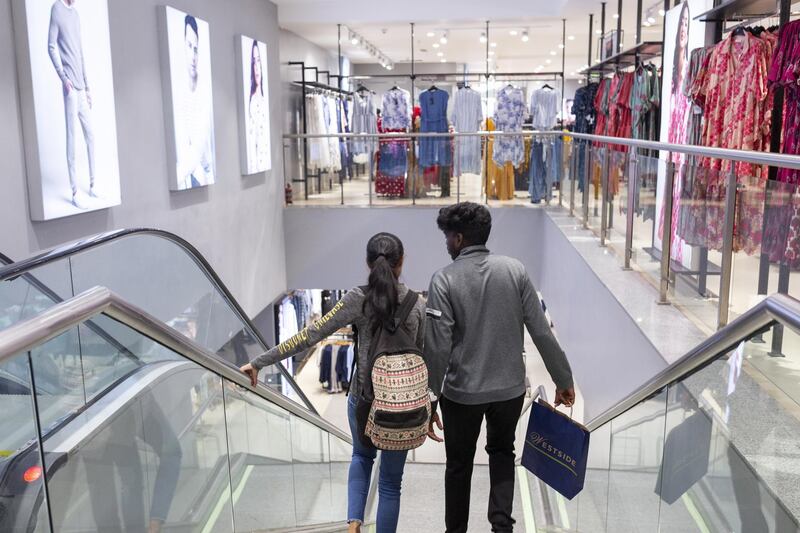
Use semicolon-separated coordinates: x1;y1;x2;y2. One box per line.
355;289;431;451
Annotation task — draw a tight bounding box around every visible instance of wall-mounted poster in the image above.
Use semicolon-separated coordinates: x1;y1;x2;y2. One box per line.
653;0;713;266
238;35;272;175
12;0;121;221
160;6;216;190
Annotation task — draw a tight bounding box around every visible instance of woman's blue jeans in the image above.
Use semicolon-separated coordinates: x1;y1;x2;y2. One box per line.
347;395;408;532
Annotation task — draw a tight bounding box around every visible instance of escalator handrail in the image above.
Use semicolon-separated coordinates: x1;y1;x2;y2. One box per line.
0;285;351;444
0;228;318;415
585;292;800;431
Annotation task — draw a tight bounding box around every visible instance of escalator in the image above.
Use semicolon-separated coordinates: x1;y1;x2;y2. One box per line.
521;295;800;532
0;233;358;532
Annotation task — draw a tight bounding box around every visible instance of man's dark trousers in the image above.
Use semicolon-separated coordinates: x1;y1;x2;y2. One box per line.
441;394;525;533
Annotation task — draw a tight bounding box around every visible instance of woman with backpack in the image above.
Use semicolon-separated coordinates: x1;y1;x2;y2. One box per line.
240;232;430;533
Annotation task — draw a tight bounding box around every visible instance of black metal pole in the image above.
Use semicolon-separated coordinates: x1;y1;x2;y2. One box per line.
636;0;643;45
601;2;606;61
617;0;623;53
411;22;417;205
338;24;345;205
587;14;593;83
289;61;310;200
763;0;792;356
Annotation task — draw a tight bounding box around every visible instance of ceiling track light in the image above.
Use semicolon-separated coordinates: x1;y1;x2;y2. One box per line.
522;30;530;42
440;31;448;44
479;32;487;43
658;8;666;16
343;26;394;71
509;29;518;36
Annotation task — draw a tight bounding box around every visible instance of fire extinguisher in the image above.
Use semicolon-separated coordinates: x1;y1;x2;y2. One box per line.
284;183;293;205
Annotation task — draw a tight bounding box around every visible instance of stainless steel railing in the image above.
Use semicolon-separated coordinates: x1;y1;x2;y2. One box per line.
583;292;800;431
0;285;350;442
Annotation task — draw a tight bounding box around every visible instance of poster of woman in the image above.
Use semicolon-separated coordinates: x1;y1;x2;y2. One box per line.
238;35;271;175
654;0;713;266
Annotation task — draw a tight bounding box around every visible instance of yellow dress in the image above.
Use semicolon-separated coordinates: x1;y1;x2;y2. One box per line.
485;118;515;201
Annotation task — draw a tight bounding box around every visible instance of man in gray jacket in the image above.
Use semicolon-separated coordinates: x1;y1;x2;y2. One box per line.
425;202;574;533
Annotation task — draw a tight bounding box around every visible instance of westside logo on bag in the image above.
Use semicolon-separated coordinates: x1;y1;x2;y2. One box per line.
527;431;579;474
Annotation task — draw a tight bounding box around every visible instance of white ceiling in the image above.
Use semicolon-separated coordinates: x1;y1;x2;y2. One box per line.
275;0;667;78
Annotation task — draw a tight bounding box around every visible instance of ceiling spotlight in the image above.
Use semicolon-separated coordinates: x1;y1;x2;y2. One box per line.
644;20;652;26
647;16;656;23
386;64;393;70
559;43;565;49
546;59;552;64
440;32;448;44
510;30;518;36
426;31;435;37
480;32;487;43
437;51;444;57
550;50;557;56
522;31;530;42
596;29;602;35
568;35;576;40
351;36;360;45
537;64;543;69
433;42;440;48
613;13;619;19
659;8;666;16
579;79;584;84
440;58;447;63
489;50;495;56
491;42;498;47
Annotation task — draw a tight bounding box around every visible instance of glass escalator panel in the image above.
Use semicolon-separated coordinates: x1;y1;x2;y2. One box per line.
0;233;309;409
529;326;800;532
1;311;347;532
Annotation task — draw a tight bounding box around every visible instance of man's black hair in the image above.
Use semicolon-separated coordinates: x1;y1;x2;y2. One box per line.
184;15;199;40
437;202;492;245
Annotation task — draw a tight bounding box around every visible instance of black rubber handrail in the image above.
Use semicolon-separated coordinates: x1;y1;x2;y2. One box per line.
0;228;317;415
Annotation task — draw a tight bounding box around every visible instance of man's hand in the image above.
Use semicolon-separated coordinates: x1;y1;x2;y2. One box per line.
86;89;92;109
240;363;258;387
554;386;576;408
427;411;444;443
63;79;73;94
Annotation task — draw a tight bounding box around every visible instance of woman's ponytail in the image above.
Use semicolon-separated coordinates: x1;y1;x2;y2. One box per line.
363;233;404;333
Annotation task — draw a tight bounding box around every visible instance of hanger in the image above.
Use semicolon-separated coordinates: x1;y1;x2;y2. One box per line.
732;25;747;37
357;83;369;93
542;83;554;90
429;84;439;91
390;85;399;91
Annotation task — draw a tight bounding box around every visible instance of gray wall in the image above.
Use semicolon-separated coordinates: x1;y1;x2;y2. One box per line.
279;29;350;196
0;0;287;317
284;207;668;420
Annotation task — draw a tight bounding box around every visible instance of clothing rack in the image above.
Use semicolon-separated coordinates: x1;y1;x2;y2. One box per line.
289;61;355;199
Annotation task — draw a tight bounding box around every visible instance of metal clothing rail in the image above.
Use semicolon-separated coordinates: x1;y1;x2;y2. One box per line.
0;228;319;415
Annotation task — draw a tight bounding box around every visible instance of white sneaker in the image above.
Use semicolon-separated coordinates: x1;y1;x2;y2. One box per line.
72;193;88;210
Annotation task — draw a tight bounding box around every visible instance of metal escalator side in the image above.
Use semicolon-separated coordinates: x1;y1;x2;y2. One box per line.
0;287;358;533
525;294;800;532
0;231;316;414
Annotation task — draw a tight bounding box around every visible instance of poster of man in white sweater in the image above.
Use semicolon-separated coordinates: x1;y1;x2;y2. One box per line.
14;0;121;220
